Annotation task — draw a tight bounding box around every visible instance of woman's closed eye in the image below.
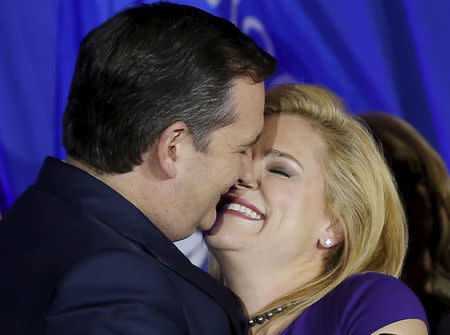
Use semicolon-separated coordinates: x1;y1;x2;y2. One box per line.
269;167;291;178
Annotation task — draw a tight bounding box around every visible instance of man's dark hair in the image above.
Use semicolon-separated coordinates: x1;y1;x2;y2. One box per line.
63;2;276;174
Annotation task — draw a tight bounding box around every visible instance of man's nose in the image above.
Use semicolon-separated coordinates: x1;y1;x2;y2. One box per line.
236;150;258;189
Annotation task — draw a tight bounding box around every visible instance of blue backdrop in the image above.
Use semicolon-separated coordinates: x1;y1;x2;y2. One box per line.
1;0;449;214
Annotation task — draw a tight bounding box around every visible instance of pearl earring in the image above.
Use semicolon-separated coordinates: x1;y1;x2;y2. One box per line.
324;238;333;247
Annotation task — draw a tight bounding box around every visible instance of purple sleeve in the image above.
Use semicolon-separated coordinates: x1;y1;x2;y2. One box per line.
340;273;428;335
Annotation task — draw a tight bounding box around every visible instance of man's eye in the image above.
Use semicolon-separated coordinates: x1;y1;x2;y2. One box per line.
269;168;290;178
238;148;251;155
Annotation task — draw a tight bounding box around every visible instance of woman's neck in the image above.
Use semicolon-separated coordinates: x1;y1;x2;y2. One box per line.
216;250;323;316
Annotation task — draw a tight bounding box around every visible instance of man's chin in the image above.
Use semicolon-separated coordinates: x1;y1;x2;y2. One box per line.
203;210;225;236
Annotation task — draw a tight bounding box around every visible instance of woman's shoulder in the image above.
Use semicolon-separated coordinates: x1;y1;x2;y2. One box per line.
284;272;428;335
333;272;428;334
335;272;427;316
338;272;418;299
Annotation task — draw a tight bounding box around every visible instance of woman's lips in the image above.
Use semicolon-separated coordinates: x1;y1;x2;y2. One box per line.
205;196;264;236
221;196;265;221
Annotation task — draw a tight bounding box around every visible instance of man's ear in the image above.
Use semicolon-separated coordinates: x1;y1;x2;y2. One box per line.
156;121;189;178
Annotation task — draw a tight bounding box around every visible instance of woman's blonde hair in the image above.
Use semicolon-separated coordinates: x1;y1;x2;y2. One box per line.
209;84;407;329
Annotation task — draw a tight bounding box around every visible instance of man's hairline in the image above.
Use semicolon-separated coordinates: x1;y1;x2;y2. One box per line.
200;76;265;153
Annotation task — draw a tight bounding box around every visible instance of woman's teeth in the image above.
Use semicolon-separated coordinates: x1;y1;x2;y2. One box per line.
226;203;262;219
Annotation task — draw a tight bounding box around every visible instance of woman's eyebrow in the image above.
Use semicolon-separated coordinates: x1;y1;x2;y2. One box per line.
269;150;304;170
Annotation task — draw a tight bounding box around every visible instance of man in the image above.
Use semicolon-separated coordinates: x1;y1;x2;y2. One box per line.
0;3;276;334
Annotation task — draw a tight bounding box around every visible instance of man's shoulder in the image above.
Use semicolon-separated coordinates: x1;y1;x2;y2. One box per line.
45;249;186;334
53;249;177;295
43;247;238;335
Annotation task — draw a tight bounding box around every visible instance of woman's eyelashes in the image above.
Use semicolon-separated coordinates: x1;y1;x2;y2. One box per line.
268;167;291;178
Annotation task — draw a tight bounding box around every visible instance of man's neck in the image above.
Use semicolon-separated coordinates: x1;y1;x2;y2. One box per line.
65;157;103;180
64;156;174;238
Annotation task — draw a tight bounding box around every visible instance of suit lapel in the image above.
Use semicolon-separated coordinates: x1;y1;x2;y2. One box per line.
88;200;247;334
35;157;248;334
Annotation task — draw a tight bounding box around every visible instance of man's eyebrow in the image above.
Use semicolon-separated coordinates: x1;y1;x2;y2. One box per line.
241;133;262;148
269;150;304;170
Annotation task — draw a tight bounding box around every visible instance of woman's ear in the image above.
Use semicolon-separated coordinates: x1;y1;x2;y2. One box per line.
318;219;344;249
155;121;189;178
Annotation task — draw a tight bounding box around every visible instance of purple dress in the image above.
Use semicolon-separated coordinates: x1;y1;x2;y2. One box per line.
280;272;428;335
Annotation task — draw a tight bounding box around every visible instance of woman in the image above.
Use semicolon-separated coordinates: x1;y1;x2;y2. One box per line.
361;112;450;335
205;84;428;334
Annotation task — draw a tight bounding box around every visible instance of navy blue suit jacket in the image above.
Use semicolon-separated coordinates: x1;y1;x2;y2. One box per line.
0;157;248;334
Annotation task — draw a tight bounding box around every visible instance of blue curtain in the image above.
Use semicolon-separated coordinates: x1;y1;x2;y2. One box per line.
1;0;449;213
